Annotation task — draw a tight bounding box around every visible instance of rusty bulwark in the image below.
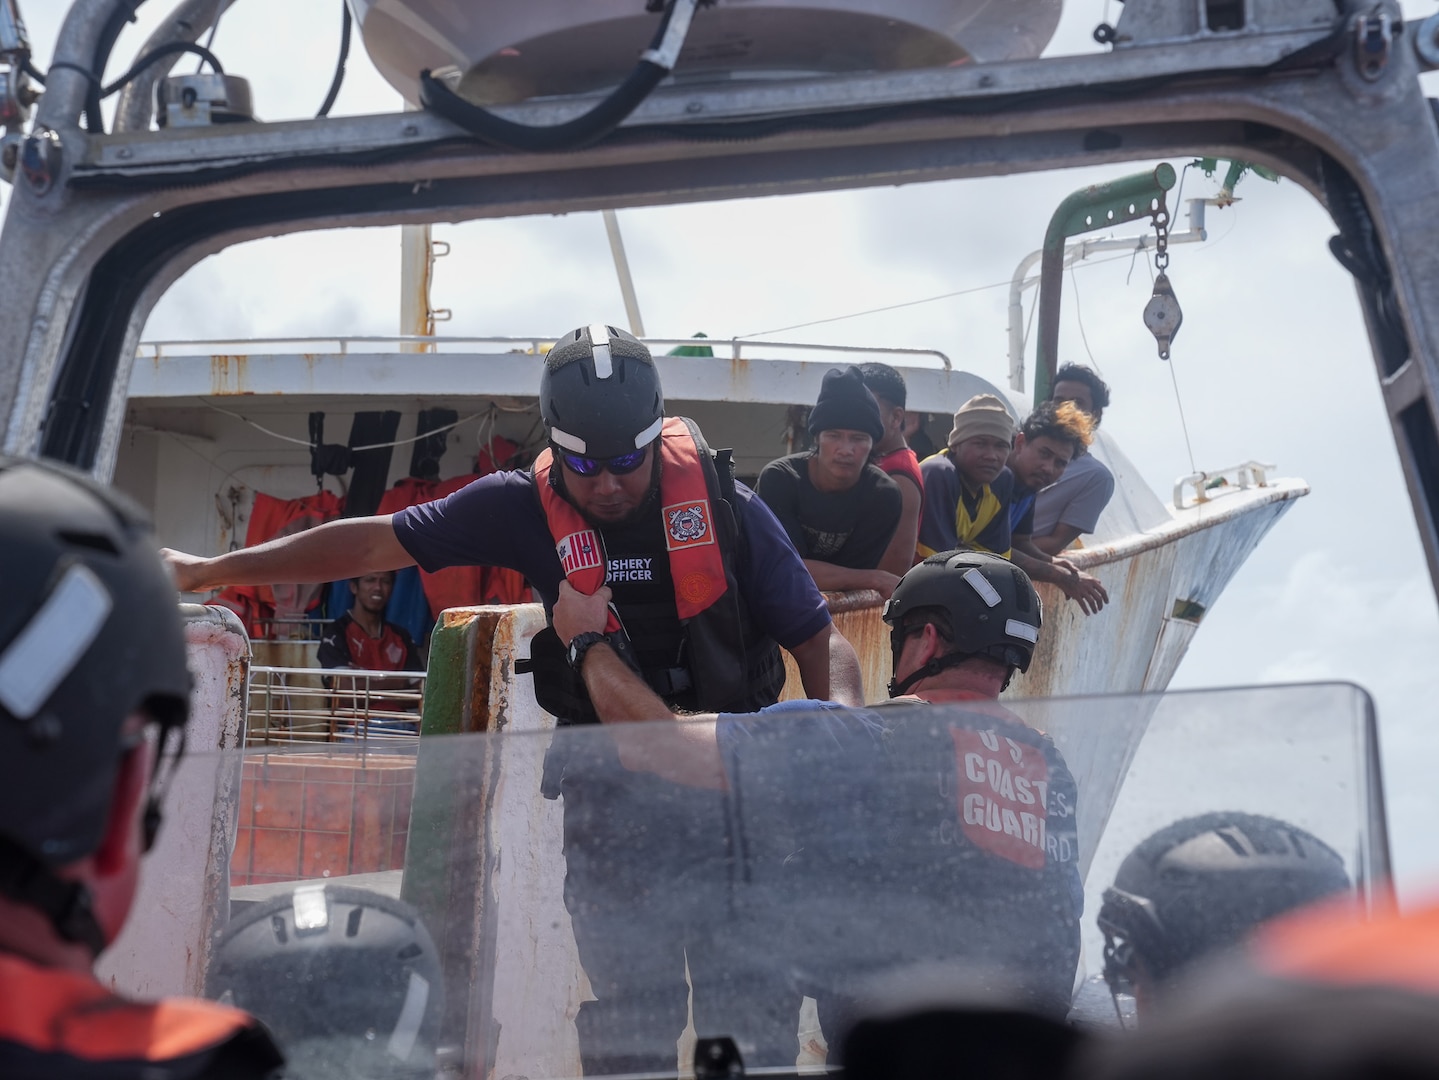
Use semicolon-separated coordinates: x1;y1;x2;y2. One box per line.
208;354;250;395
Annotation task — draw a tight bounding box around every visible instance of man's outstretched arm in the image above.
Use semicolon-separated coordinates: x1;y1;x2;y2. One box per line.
163;516;415;592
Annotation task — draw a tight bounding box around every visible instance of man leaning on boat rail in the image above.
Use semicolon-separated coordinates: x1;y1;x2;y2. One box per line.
163;322;865;1075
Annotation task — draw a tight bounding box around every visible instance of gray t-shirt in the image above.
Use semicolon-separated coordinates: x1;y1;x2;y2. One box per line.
1031;450;1115;539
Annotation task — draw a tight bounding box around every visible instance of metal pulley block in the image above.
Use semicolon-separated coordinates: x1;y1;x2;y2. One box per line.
1143;271;1183;360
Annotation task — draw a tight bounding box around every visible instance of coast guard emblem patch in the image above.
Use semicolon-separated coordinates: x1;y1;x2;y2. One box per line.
557;529;602;574
665;502;713;550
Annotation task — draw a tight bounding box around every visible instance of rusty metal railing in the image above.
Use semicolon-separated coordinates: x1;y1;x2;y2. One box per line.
251;617;331;642
136;335;952;370
246;664;426;747
1172;461;1276;510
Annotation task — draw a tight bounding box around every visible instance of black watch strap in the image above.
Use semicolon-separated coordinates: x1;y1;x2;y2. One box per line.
567;631;609;670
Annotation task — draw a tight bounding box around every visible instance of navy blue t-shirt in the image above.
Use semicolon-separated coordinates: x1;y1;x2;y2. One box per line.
391;470;830;650
714;698;1082;1015
1010;479;1038;536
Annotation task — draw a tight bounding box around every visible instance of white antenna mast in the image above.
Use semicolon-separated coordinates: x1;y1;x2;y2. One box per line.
602;209;646;337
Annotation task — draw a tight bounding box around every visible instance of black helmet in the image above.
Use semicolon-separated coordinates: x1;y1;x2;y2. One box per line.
208;885;446;1078
1098;812;1352;992
881;549;1042;696
540;323;665;459
0;456;190;866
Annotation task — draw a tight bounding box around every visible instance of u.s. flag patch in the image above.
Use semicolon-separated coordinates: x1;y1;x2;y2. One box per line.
664;501;715;551
557;529;603;574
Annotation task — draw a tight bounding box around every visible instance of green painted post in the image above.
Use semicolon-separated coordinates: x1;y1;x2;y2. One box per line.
1033;163;1177;406
406;612;483;1055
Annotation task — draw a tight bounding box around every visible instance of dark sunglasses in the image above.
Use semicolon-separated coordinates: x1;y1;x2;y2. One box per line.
560;447;648;477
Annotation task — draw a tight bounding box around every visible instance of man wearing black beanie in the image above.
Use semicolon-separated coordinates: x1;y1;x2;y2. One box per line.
757;366;905;598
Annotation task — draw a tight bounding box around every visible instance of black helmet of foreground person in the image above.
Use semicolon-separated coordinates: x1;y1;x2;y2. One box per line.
881;549;1042;696
540;323;665;459
0;458;190;941
208;885;446;1079
1098;812;1352;997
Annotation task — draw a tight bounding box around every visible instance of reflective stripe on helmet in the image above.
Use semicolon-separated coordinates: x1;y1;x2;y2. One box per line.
0;563;113;720
549;426;586;454
589;322;613;378
1006;619;1040;643
963;567;1002;608
634;416;664;448
388;971;431;1061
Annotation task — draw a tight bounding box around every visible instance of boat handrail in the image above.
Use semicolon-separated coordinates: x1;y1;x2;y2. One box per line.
137;335;952;370
247;663;426;747
1173;461;1276;510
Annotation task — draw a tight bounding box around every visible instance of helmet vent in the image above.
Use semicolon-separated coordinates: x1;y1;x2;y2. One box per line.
397;942;423;961
1215;828;1251;857
346;906;364;937
1012;569;1031;612
59;531;120;556
270;914;288;944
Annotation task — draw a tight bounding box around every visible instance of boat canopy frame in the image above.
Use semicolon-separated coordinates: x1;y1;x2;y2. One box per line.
1;0;1437;590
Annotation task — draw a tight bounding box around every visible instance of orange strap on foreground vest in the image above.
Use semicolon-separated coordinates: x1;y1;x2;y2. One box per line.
536;417;729;622
1252;891;1439;996
0;954;255;1062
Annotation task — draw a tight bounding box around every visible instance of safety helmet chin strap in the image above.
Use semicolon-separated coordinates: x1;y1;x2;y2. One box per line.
0;725;187;959
886;643;1016;698
1100;929;1139;1030
0;833;106;956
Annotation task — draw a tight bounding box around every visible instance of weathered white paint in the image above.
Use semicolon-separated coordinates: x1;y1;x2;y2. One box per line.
96;605;249;998
467;605;589;1079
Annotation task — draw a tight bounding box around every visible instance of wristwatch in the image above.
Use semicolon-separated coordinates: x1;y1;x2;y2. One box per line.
567;631;609;671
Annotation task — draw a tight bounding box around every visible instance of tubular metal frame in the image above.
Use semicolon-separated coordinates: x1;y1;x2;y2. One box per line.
2;0;1438;591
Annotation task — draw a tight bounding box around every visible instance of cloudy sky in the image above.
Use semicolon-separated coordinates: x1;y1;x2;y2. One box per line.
13;1;1439;890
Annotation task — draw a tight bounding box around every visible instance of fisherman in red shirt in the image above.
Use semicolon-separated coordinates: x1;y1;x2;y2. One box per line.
317;570;424;725
316;571;423;675
0;457;283;1079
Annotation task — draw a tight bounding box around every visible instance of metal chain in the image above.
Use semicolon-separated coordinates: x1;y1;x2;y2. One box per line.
1153;191;1171;272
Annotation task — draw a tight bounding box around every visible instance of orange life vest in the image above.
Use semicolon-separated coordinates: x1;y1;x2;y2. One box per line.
533;416;730;625
0;953;282;1076
522;417;786;728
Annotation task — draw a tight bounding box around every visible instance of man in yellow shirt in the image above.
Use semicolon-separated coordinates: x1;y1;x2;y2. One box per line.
917;394;1016;559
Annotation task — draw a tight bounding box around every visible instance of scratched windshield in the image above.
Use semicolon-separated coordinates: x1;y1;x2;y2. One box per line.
99;683;1384;1079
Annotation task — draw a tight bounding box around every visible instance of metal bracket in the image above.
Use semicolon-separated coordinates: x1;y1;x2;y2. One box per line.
1354;8;1394;82
1173;461;1275;509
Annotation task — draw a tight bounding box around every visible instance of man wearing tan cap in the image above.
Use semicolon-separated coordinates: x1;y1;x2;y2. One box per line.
917;394;1019;559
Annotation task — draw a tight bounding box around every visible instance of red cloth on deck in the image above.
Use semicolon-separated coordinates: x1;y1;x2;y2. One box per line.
212;490;344;637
